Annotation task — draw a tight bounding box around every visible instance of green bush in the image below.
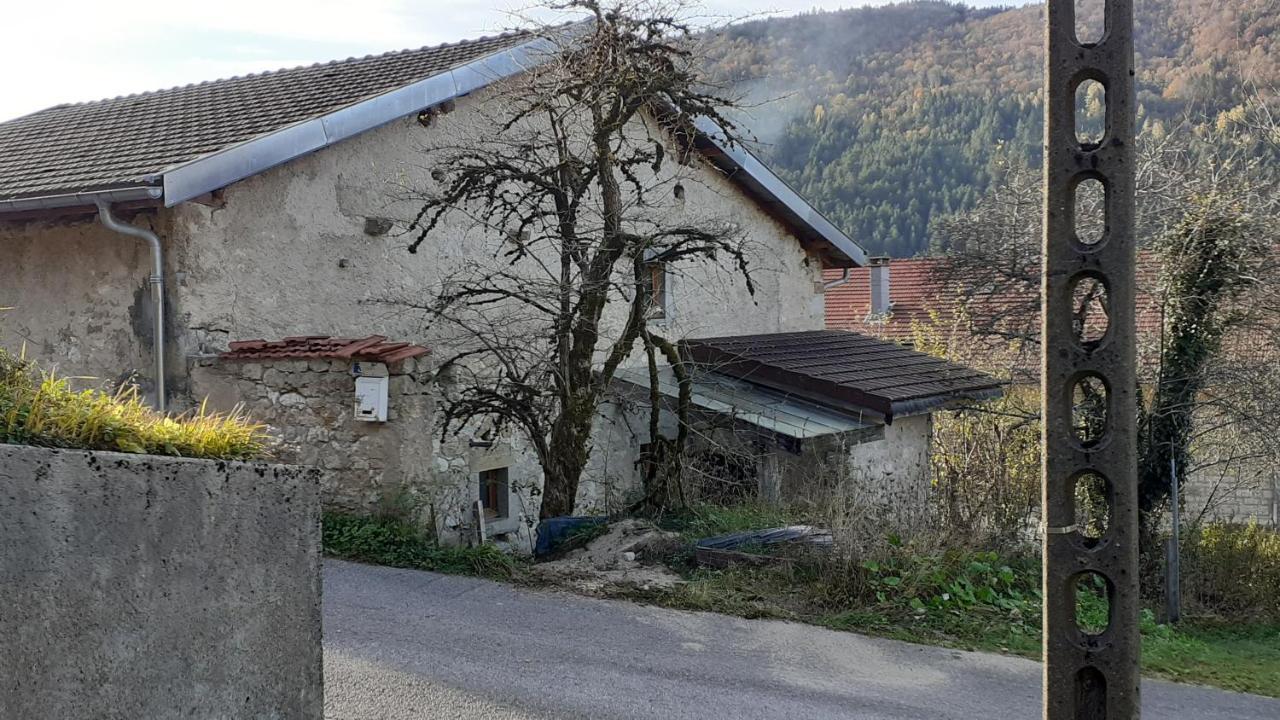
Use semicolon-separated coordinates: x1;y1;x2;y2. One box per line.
322;511;515;580
0;348;266;460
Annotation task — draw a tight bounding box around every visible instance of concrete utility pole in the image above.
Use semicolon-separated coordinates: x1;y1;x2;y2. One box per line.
1042;1;1140;718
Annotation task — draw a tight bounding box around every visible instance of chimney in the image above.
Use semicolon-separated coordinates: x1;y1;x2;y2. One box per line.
869;256;891;317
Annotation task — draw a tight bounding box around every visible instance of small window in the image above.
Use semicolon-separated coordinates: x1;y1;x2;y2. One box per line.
478;467;510;521
643;261;669;321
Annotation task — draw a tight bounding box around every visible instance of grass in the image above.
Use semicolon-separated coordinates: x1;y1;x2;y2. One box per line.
646;549;1280;696
658;500;805;541
322;511;517;580
0;348;266;460
1142;620;1280;696
644;502;1280;697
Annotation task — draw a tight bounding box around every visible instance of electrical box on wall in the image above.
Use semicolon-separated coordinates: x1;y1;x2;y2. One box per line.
354;377;388;422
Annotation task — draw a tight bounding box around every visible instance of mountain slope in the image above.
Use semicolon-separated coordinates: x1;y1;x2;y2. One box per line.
706;0;1279;256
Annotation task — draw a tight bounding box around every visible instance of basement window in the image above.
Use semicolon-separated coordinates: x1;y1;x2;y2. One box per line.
478;467;510;521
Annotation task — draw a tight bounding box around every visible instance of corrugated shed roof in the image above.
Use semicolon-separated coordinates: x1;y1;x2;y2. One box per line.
0;31;534;202
613;365;878;441
682;330;1002;421
221;335;428;364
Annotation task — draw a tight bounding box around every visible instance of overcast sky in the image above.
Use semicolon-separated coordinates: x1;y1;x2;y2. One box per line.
0;1;1030;122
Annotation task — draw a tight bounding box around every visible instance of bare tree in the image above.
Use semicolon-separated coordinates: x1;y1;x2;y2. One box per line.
405;1;754;519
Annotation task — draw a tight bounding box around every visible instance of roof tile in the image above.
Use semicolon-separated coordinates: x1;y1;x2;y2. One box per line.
683;330;1002;420
0;31;535;202
219;335;428;364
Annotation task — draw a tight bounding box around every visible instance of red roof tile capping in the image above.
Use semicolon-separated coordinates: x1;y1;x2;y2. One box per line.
221;335;429;364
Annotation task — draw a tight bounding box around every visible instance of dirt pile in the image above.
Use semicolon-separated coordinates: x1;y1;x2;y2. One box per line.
529;519;685;593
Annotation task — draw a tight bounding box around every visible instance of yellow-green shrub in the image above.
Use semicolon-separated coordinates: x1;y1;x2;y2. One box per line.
0;348;266;461
1181;522;1280;621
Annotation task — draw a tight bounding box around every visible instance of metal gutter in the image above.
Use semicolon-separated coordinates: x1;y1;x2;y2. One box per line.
0;186;162;215
692;116;869;267
95;201;167;412
161;36;558;206
889;386;1004;419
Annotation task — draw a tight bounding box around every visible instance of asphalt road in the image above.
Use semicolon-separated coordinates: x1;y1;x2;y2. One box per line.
322;559;1279;719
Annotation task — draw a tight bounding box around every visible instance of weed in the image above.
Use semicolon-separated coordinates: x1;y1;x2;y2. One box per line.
322;511;517;580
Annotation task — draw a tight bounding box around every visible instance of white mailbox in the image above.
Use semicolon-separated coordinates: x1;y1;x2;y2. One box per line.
353;375;388;422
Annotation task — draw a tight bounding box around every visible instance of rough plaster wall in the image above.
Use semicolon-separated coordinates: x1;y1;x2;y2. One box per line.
164;85;825;360
0;444;323;720
0;216;158;383
808;414;934;528
842;414;933;500
4;82;831;526
161;86;828;519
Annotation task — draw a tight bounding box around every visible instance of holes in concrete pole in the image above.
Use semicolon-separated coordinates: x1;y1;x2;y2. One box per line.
1070;274;1110;347
1072;177;1107;247
1071;374;1108;447
1075;0;1105;46
1074;572;1113;636
1075;79;1106;147
1074;666;1108;718
1073;471;1111;541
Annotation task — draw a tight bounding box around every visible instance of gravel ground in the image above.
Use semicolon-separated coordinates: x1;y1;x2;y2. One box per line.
323;559;1280;720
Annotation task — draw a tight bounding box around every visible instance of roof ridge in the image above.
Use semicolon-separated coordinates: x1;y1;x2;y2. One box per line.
12;27;542;119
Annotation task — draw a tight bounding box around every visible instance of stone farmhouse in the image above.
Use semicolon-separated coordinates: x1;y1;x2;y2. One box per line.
0;30;998;548
825;258;1279;526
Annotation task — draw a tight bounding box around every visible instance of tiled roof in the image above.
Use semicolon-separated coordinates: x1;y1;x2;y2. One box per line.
824;255;1165;342
0;31;534;202
221;336;428;364
682;330;1002;421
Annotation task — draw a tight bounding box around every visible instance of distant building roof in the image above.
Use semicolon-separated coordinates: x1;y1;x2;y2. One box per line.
682;330;1002;422
221;335;428;364
824;255;1164;342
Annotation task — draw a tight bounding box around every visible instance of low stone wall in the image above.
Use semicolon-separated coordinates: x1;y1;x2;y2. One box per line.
188;356;434;511
0;444;323;720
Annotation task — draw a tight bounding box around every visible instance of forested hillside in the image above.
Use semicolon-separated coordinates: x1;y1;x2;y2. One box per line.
705;0;1279;256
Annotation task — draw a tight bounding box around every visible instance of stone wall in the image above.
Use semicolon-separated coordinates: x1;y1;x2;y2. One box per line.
188;356;433;513
1184;471;1278;526
0;444;323;720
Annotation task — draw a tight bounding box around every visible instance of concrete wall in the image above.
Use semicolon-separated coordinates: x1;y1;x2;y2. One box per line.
0;444;323;720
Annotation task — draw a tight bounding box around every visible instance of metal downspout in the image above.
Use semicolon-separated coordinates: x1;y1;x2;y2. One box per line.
822;267;851;289
95;201;166;412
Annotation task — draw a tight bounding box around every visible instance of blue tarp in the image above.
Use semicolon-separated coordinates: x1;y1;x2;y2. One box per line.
534;516;607;558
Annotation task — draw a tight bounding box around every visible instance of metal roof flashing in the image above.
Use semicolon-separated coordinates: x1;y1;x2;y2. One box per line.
691;116;868;268
161;36;558;207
